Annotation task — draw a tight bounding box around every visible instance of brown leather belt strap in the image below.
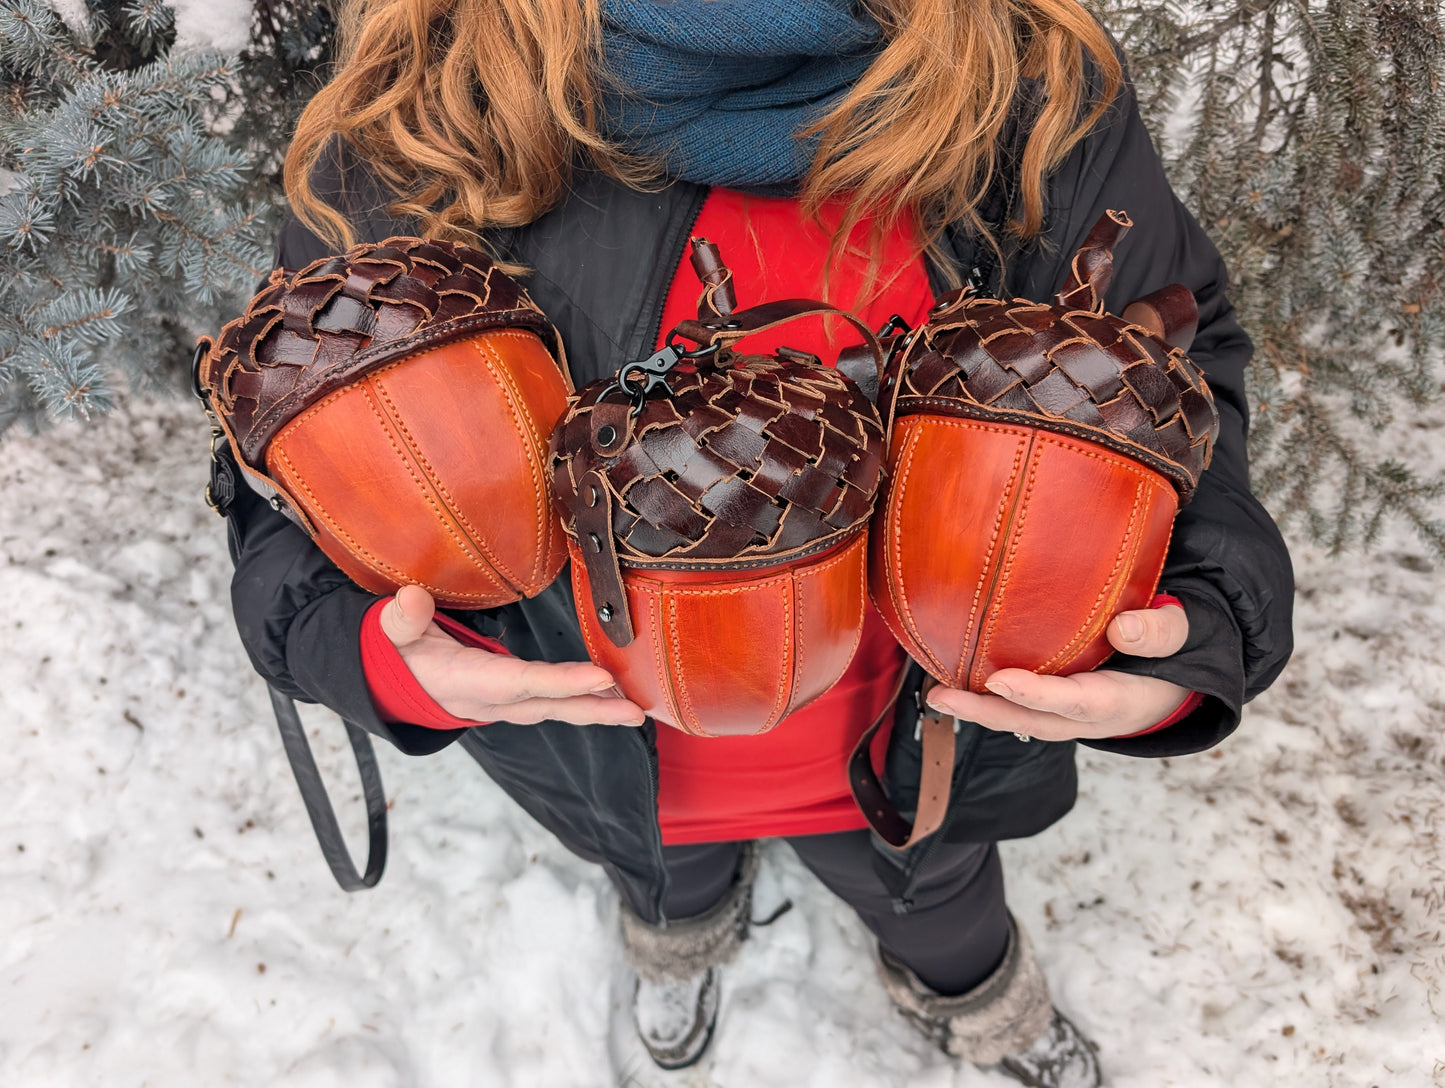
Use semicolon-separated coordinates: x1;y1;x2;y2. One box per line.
848;671;958;851
673;299;885;383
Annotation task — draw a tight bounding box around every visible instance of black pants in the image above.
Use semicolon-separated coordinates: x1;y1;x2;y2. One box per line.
653;832;1010;997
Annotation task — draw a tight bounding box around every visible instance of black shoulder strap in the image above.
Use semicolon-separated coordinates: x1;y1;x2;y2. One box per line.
269;685;388;891
205;432;388;892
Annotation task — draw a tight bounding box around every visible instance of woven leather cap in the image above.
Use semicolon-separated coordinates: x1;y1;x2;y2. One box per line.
198;236;563;470
885;211;1219;498
552;356;884;563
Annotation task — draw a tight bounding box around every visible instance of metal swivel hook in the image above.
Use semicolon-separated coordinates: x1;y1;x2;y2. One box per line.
602;339;720;418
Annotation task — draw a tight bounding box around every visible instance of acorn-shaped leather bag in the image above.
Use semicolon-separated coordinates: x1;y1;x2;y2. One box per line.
194;236;572;608
549;241;887;737
870;210;1220;691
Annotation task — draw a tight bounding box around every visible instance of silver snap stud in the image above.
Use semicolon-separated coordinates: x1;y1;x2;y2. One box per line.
597;424;617;446
599;604;614;622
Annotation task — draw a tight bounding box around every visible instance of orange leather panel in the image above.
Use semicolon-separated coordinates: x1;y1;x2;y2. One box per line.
869;417;1177;691
266;329;569;608
572;532;869;736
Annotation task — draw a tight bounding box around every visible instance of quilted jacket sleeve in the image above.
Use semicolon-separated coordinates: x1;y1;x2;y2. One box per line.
1009;74;1295;757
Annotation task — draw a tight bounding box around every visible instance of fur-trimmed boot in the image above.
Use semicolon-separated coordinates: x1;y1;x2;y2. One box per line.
617;845;758;1070
877;917;1102;1088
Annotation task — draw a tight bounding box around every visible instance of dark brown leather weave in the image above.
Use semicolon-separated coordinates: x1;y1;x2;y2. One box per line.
199;236;564;469
885;211;1219;497
552;359;884;564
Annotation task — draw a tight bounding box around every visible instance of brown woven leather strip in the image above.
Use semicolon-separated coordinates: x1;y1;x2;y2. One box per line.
1054;209;1131;312
689;238;738;318
1122;284;1199;350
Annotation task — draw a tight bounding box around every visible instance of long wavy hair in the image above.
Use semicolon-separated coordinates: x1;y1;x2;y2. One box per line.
285;0;1121;287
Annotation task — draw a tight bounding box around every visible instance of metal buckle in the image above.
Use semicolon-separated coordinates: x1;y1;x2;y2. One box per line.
912;685;963;741
203;427;234;517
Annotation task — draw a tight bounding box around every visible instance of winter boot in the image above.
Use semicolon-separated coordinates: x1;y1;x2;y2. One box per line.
617;844;758;1070
876;916;1102;1088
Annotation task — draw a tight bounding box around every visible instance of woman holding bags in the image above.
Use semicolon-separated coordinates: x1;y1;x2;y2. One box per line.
222;0;1293;1083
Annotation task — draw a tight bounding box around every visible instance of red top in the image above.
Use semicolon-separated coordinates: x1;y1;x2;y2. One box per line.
358;189;1198;845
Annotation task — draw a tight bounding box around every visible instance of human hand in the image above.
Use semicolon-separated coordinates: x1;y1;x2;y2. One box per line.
924;604;1190;741
379;585;647;727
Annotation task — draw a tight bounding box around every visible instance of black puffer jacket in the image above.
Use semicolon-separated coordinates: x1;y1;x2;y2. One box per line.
225;75;1293;922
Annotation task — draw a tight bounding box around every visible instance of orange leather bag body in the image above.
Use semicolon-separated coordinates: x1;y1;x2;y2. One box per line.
195;237;572;609
549;241;886;737
870;211;1221;691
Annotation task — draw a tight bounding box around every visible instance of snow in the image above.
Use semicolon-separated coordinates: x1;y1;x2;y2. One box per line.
1;392;1443;1088
170;0;252;55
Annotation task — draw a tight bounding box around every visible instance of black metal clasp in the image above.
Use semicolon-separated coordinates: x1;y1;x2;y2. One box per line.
191;339;213;404
204;427;236;517
603;339;718;418
876;314;911;339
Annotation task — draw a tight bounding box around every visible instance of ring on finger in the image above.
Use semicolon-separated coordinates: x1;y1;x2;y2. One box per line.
1013;731;1032;743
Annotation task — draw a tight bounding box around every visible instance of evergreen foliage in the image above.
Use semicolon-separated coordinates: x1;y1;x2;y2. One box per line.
224;0;335;197
0;0;269;428
1098;0;1445;552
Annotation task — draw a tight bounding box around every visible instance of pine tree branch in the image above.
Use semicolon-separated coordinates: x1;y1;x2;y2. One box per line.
1173;0;1278;54
1254;5;1278;144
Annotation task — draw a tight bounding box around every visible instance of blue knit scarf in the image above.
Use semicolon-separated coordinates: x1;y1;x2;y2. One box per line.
597;0;883;189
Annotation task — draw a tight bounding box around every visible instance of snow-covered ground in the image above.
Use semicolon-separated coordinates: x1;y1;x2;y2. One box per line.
1;391;1442;1088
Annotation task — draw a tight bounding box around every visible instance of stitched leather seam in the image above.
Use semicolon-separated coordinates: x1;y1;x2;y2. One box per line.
884;422;951;681
471;331;552;588
245;308;557;460
270;432;497;601
901;417;1028;686
619;527;858;571
1022;434;1171;673
845;538;867;671
646;583;695;734
893;389;1200;497
368;372;519;591
969;429;1040;689
772;577;796;731
1035;467;1156;672
357;378;510;584
787;557;810;726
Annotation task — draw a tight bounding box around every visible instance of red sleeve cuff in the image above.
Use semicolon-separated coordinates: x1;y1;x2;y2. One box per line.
1112;690;1204;739
1109;593;1199;738
360;599;511;730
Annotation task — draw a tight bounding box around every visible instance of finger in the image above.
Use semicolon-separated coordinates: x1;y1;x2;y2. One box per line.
925;686;1079;740
1107;603;1187;658
462;654;623;703
484;693;647;727
379;585;436;648
978;668;1117;721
